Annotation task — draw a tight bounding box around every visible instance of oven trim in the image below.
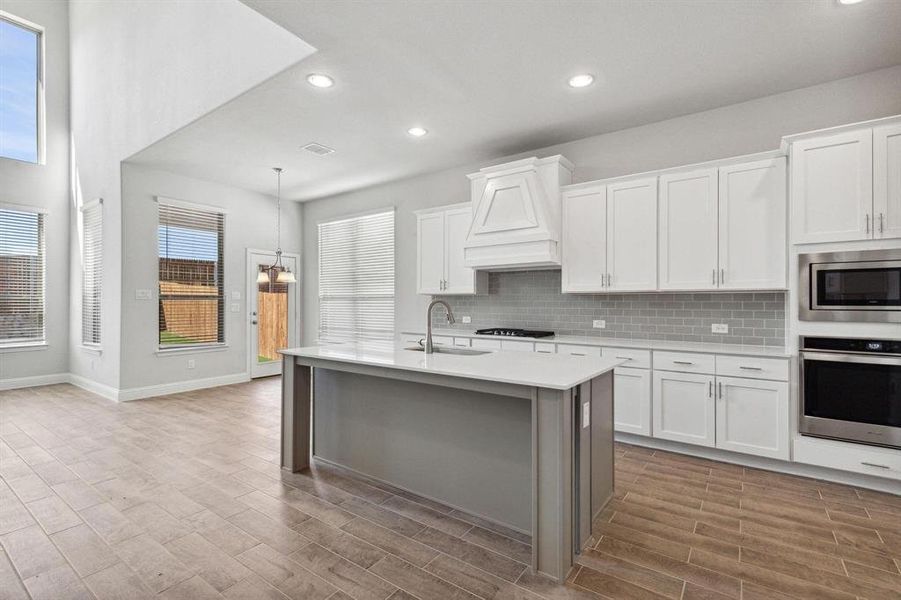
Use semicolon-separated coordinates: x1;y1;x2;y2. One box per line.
799;248;901;323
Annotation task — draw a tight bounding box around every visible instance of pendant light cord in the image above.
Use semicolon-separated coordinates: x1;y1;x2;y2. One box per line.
274;167;283;268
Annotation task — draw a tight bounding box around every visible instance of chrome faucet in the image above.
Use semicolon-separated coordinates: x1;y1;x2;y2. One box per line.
425;300;455;353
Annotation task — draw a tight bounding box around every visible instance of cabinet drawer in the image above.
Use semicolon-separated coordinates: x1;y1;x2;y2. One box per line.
453;337;471;347
602;347;650;369
432;335;453;347
534;342;556;354
654;351;715;374
794;436;901;481
471;338;502;350
558;344;602;357
501;340;534;352
716;355;788;381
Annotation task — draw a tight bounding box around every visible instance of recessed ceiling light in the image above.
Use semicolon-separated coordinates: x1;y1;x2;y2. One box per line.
407;127;428;137
837;0;865;4
568;74;594;88
306;73;334;88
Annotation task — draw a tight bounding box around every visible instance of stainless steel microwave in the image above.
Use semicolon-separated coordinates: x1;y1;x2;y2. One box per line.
799;248;901;323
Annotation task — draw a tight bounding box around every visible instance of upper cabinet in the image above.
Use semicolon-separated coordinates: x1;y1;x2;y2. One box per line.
561;177;657;293
788;118;901;243
416;203;487;295
464;156;573;270
658;168;719;290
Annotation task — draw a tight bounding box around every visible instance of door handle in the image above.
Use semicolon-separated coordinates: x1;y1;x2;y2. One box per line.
251;320;258;325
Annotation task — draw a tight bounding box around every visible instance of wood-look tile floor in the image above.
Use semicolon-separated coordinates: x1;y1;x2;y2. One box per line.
0;379;898;600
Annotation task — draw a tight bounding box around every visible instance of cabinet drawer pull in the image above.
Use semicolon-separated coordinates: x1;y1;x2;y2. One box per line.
739;366;763;371
615;356;632;360
708;381;712;398
673;360;694;365
861;461;890;470
571;352;586;356
536;350;552;354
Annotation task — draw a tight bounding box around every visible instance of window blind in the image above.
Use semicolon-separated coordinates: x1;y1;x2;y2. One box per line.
81;201;102;345
318;210;395;342
158;201;225;347
0;207;45;346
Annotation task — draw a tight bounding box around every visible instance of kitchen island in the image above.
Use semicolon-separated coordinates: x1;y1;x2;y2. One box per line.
279;341;623;581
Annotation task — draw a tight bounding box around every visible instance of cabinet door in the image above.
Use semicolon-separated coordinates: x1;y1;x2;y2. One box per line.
658;168;718;290
562;186;607;292
718;158;786;290
607;177;657;291
791;129;873;243
715;376;788;460
652;371;715;447
443;207;477;294
613;367;651;436
874;123;901;240
417;212;445;294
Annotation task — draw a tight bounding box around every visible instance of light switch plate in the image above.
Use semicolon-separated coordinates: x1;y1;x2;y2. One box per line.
592;319;606;329
135;289;152;300
711;323;729;334
461;316;472;324
582;402;591;428
231;291;241;300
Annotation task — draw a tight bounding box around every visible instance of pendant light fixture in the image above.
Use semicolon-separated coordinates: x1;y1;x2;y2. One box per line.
257;167;296;284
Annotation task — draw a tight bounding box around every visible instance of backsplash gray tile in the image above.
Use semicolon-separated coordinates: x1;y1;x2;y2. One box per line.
432;271;785;346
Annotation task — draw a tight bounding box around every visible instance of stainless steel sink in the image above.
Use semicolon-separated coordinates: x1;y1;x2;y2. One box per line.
405;346;493;356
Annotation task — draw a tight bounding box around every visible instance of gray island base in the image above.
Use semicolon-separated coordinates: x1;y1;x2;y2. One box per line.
280;342;622;582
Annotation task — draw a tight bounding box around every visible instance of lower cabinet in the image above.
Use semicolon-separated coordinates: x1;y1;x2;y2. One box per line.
613;367;651;436
716;376;789;460
652;371;716;447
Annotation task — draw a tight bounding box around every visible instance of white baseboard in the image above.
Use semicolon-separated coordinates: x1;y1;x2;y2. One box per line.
117;372;250;401
0;372;69;391
67;374;120;401
616;432;901;495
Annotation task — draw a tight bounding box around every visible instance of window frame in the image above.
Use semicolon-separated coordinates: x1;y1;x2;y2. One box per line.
0;10;46;165
156;197;227;352
80;199;102;348
0;203;47;349
317;207;396;343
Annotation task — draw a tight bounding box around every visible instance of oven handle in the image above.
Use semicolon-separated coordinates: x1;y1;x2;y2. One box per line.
801;351;901;367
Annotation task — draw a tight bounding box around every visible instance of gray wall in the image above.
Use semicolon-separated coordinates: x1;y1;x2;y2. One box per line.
431;271;785;347
0;0;70;383
300;66;901;345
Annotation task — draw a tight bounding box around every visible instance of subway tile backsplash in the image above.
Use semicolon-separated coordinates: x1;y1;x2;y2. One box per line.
432;271;785;346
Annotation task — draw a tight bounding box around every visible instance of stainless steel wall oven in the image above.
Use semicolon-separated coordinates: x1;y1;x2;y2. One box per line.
800;336;901;449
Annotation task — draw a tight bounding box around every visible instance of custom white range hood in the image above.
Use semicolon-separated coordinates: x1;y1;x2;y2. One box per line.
464;155;573;270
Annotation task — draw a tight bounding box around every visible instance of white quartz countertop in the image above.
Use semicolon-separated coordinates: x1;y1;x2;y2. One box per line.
280;341;624;390
404;329;792;358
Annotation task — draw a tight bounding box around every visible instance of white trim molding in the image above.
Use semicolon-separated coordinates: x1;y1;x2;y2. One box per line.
0;372;68;391
67;374;119;401
117;372;250;402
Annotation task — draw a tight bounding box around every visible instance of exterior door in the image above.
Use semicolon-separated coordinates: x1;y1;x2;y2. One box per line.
716;376;789;460
718;157;787;290
443;207;476;294
652;370;715;447
248;250;299;378
612;367;651;436
874;123;901;240
607;177;657;291
561;185;607;292
791;129;873;243
658;168;718;290
417;212;445;294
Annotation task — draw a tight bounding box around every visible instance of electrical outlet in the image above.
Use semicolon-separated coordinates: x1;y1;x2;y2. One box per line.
231;290;241;300
461;316;472;324
711;323;729;334
230;303;240;313
592;319;606;329
135;289;152;300
187;359;196;369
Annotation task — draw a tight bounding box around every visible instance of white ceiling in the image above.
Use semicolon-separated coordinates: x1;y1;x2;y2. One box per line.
128;0;901;201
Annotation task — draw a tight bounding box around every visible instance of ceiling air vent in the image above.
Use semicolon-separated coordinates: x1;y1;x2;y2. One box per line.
301;142;335;156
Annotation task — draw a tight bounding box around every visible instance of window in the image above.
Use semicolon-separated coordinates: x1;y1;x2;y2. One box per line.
318;209;395;342
81;200;102;346
0;12;43;163
0;206;45;346
157;199;225;348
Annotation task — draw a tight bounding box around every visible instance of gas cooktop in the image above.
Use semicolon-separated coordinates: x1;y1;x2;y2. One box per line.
474;328;555;338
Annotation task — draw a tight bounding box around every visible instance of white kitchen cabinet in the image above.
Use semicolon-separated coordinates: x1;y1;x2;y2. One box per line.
613;367;651;436
561;177;656;293
718;158;786;289
790;129;873;243
416;204;487;295
561;184;607;292
500;340;534;352
875;122;901;240
471;338;502;350
607;177;658;291
715;376;789;460
652;370;715;447
658;168;719;290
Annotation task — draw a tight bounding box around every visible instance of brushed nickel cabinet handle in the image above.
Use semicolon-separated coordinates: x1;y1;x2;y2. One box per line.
708;381;712;398
712;269;716;285
615;356;632;360
739;366;763;371
879;213;885;234
720;269;725;285
861;461;890;470
865;213;870;235
718;382;723;399
674;360;694;365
